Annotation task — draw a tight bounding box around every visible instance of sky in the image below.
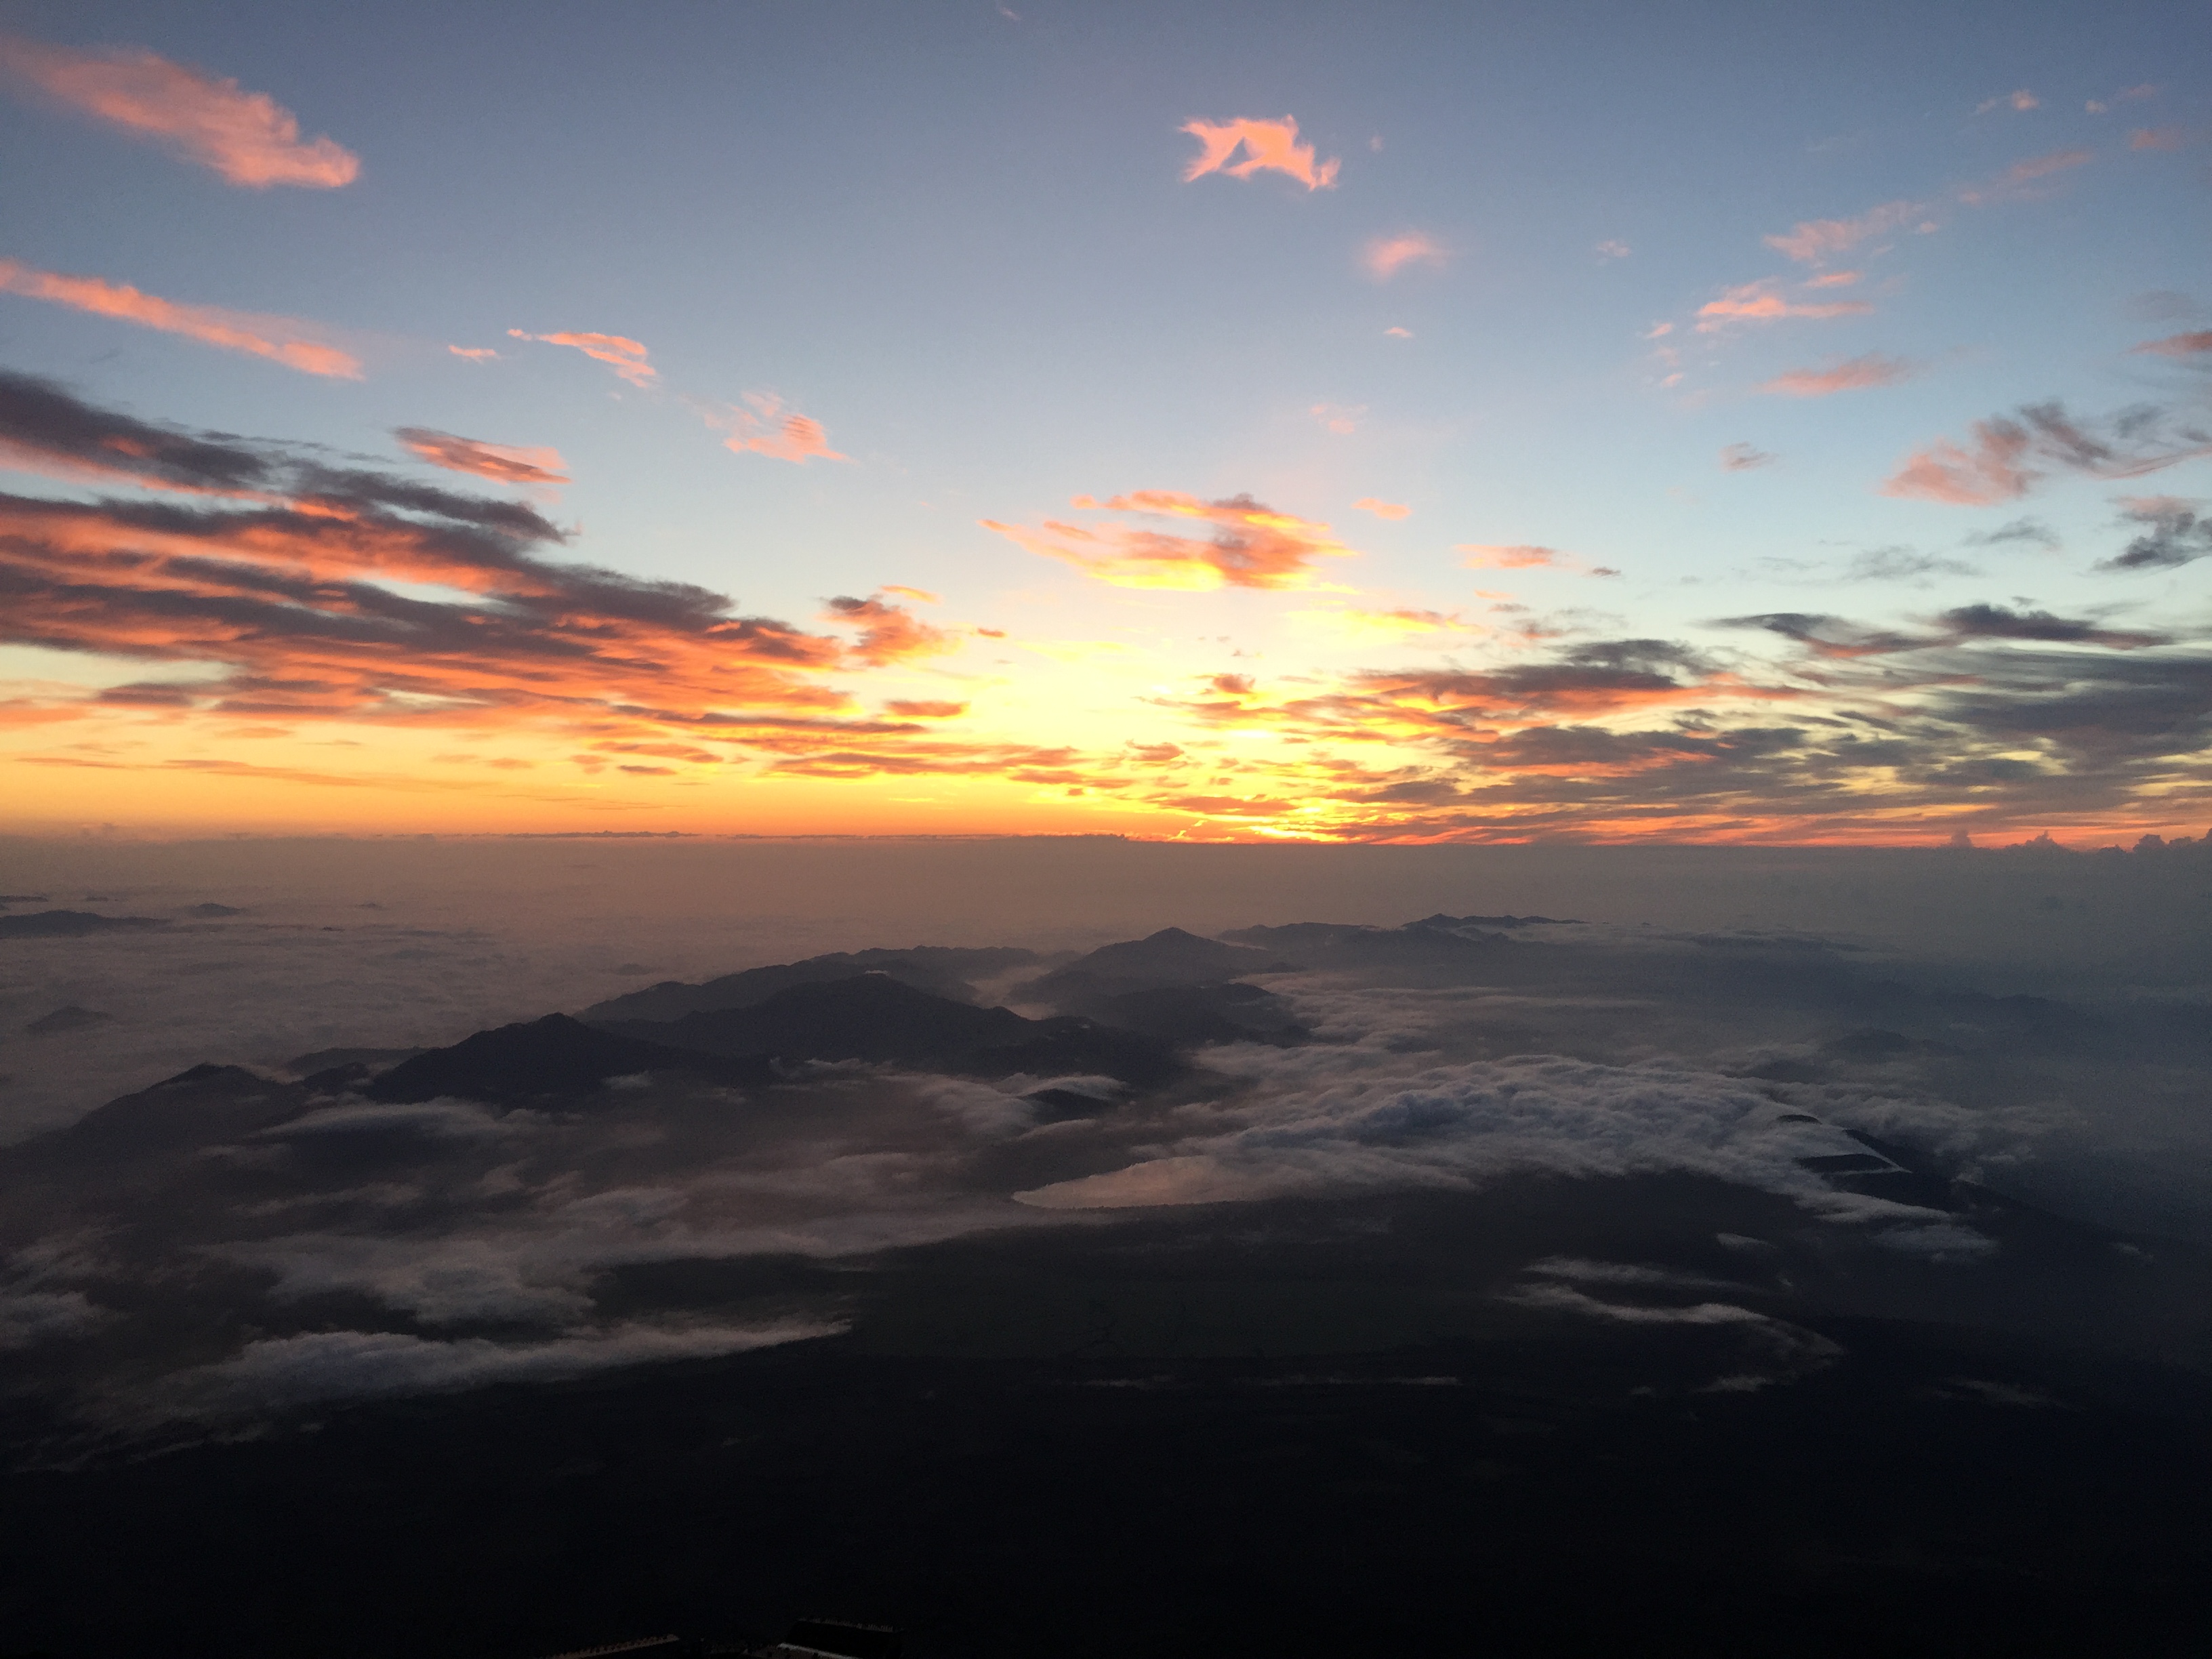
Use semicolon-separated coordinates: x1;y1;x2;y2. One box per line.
0;0;2207;843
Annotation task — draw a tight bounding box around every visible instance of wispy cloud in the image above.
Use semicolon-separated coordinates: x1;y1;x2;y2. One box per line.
1957;148;2094;206
1696;280;1874;331
0;34;359;187
1459;544;1620;577
447;345;498;362
396;428;569;487
709;393;846;464
1885;402;2212;506
983;491;1357;591
1763;201;1920;264
0;257;359;376
2129;127;2186;152
1353;498;1410;520
1975;88;2041;115
2097;499;2212;572
1721;443;1776;472
1363;232;1446;280
2133;331;2212;359
1181;116;1339;190
1595;240;1631;260
507;329;656;388
1759;352;1918;397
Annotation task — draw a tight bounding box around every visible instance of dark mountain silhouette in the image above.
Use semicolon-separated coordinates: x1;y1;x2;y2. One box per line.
601;973;1184;1086
0;909;167;939
581;945;1041;1024
365;1015;773;1104
283;1046;426;1077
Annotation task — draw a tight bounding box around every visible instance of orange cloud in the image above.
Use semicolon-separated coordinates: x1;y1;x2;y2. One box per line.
1180;116;1339;190
396;428;569;487
1759;352;1918;397
0;34;359;187
714;393;846;464
880;584;940;604
1957;148;2093;205
1363;232;1446;280
1805;270;1862;288
508;330;656;388
1763;201;1919;264
983;491;1357;591
0;257;359;376
884;699;966;718
824;594;956;666
1352;498;1410;520
1458;544;1620;577
447;345;497;362
1696;280;1875;330
2133;331;2212;358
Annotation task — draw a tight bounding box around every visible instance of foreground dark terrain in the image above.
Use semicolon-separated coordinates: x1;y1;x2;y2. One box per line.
5;899;2211;1656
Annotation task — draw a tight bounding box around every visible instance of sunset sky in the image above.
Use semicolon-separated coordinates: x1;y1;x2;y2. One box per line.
2;0;2207;842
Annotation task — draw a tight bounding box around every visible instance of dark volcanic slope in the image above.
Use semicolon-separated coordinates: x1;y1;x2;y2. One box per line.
581;947;1042;1025
600;973;1184;1086
364;1014;773;1103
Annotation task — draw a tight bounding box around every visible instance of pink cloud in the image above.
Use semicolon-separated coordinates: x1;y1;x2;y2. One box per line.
1363;232;1446;280
2133;331;2212;358
0;34;359;187
395;428;569;486
714;393;846;464
1595;240;1631;260
1353;497;1410;520
1762;201;1919;264
1385;326;1413;339
1957;148;2094;205
1181;116;1339;190
1458;544;1620;577
1975;89;2041;115
1310;403;1364;434
2129;126;2185;151
1805;270;1862;288
1882;424;2036;505
984;491;1357;591
447;345;497;362
1696;280;1874;331
0;257;359;376
1759;352;1919;397
507;329;656;388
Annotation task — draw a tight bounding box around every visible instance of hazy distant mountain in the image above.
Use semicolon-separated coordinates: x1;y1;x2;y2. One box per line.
0;909;166;939
1016;926;1291;1008
581;946;1044;1024
25;1005;111;1036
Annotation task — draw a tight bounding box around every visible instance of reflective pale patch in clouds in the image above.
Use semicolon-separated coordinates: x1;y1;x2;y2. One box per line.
984;491;1359;591
1181;115;1339;189
508;329;657;388
0;34;359;187
0;257;360;376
